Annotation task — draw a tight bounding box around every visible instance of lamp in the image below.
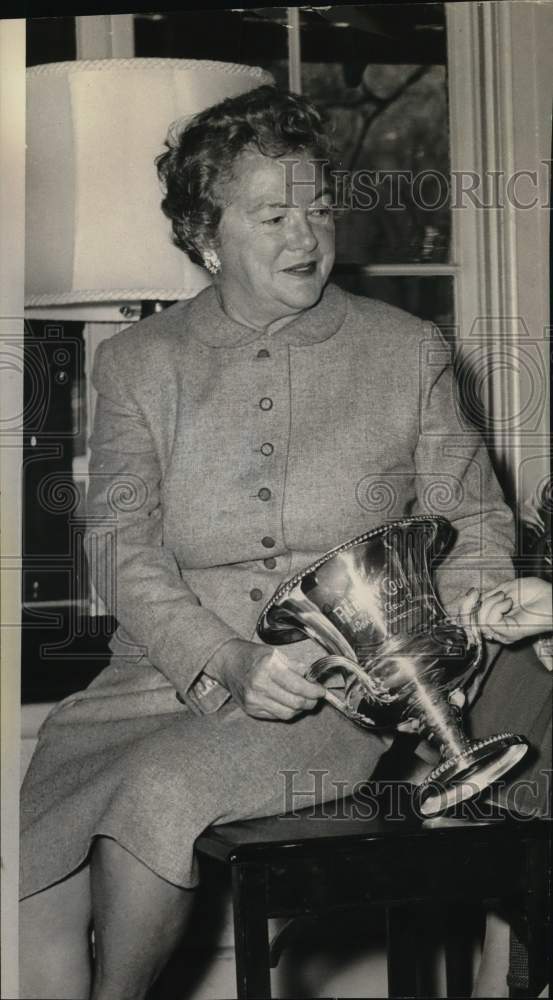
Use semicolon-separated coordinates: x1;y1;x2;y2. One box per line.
23;57;275;619
25;58;273;310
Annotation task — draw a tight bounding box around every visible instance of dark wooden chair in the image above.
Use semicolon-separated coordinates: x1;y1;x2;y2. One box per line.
196;785;550;999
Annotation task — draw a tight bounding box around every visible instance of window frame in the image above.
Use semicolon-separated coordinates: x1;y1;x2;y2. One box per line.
446;0;551;505
286;1;550;507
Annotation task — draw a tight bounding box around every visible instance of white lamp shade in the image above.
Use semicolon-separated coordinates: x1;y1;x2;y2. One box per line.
25;59;273;305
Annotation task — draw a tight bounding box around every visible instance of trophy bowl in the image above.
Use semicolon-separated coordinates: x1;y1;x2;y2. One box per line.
257;516;528;817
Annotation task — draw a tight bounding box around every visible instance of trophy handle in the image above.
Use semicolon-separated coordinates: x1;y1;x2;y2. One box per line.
306;654;380;721
466;602;484;669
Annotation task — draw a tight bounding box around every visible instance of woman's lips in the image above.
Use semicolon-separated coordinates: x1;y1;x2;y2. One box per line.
282;261;317;276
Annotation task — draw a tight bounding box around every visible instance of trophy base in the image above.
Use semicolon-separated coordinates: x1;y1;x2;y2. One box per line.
417;732;529;818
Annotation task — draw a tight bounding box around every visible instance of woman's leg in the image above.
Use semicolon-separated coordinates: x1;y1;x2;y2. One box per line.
20;837;195;1000
21;697;386;1000
472;911;510;998
19;865;93;1000
89;836;195;1000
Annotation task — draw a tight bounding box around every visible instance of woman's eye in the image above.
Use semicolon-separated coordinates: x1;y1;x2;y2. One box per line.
262;215;284;226
310;207;332;219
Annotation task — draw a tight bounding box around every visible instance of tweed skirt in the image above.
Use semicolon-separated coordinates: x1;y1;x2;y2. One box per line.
20;641;550;900
19;655;390;900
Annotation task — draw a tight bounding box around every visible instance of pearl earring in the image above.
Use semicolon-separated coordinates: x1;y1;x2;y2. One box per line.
203;250;221;276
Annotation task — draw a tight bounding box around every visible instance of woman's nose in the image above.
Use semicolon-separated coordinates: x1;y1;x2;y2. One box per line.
286;213;318;251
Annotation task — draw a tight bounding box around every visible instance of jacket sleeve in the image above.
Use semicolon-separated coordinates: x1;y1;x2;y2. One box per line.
85;336;239;708
412;325;515;616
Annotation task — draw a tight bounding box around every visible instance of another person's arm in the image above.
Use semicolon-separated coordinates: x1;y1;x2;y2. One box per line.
460;577;552;644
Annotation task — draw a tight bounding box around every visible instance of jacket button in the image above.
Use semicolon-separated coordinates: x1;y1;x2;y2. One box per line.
262;535;276;548
250;588;263;601
258;487;271;501
257;348;270;359
259;397;273;411
260;442;274;456
264;557;277;569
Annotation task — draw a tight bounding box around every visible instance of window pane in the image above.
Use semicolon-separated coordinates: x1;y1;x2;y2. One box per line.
27;16;76;66
134;10;289;87
301;9;450;265
23;322;87;606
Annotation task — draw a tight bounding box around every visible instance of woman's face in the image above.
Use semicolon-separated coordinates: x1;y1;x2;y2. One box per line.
213;149;335;331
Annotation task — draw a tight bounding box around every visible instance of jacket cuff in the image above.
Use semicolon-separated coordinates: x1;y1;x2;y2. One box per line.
185;674;232;715
177;633;237;715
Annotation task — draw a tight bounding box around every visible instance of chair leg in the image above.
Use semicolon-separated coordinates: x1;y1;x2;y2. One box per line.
445;904;477;998
522;837;549;999
386;904;420;998
231;864;272;1000
507;836;550;999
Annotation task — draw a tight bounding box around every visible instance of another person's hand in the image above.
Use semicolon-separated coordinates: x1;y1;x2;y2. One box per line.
204;639;326;721
456;577;551;644
474;577;552;643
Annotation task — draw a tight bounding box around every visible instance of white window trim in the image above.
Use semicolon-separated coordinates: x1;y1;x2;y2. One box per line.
446;0;551;505
75;13;134;60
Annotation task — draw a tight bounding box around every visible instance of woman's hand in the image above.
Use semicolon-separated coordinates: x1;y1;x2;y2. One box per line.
457;577;552;644
204;639;327;721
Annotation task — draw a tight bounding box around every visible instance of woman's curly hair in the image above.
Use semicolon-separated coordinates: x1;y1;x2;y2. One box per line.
156;85;336;267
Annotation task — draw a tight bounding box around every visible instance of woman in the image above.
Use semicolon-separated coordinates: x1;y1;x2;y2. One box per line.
19;85;545;1000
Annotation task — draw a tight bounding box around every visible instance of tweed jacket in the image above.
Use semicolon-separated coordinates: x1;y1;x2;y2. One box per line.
85;281;514;716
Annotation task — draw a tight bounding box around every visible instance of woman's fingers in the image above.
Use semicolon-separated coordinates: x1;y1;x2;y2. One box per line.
273;667;326;700
243;649;324;717
248;698;303;721
252;681;318;713
260;650;326;698
280;656;328;694
246;685;318;719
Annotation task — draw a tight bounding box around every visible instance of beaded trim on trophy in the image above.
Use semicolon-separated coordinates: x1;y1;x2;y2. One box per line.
419;733;525;784
258;515;449;621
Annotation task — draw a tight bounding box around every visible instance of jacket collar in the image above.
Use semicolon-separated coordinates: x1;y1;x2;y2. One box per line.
186;281;347;349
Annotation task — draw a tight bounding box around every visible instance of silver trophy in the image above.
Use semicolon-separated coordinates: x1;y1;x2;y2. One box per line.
257;516;528;817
